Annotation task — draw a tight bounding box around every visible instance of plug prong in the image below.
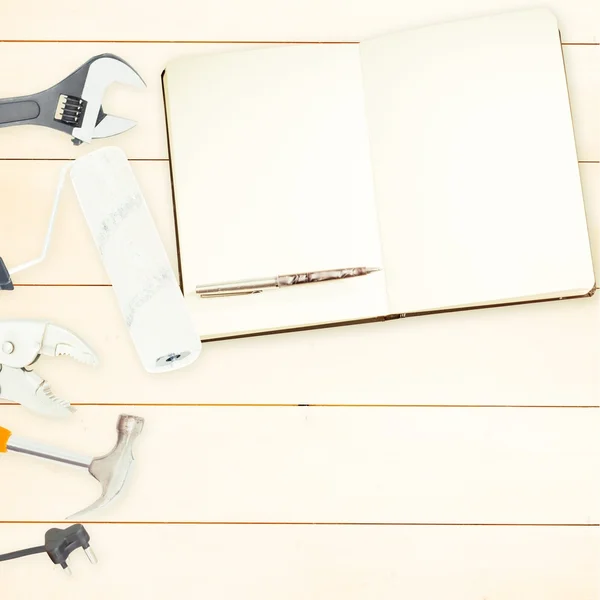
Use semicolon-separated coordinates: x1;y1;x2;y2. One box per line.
84;546;98;564
62;563;72;576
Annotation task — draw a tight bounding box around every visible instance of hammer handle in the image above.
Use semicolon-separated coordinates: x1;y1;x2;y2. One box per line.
4;433;92;469
0;95;42;127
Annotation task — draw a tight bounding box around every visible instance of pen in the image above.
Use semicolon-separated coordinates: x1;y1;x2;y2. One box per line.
196;266;381;297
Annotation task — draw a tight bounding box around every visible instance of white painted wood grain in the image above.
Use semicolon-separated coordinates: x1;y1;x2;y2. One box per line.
1;0;598;42
0;44;595;160
0;406;597;523
0;524;596;599
0;287;598;407
0;0;597;597
2;162;597;286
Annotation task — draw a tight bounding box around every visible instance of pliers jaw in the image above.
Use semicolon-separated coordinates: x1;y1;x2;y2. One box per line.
0;320;98;416
39;322;98;366
0;365;73;416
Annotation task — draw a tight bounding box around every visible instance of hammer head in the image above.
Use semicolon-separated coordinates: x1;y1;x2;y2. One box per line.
68;414;144;519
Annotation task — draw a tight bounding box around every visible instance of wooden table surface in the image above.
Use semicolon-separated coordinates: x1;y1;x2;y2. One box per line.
0;0;598;597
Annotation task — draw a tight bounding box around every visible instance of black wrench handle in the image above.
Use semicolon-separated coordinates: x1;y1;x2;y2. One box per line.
0;94;42;127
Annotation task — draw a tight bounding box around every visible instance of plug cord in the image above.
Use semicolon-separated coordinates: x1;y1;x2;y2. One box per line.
0;544;45;562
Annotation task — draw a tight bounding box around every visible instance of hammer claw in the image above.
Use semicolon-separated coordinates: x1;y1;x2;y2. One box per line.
66;492;116;521
69;414;144;519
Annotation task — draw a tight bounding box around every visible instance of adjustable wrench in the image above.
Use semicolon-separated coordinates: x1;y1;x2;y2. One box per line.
0;54;145;145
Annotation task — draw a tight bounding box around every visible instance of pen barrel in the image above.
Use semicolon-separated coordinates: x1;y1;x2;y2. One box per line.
196;277;279;296
277;267;370;286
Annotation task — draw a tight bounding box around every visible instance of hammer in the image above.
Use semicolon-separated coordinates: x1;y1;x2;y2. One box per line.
0;414;144;519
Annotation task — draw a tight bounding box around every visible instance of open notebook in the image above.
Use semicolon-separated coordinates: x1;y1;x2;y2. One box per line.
163;8;594;340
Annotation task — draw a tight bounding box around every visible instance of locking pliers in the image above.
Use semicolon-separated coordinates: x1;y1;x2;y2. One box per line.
0;320;98;416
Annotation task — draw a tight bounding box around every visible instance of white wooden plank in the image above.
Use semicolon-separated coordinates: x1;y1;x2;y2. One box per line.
0;161;178;284
0;524;596;599
0;406;597;523
2;162;598;286
1;0;598;42
0;4;596;598
0;287;598;408
0;44;595;160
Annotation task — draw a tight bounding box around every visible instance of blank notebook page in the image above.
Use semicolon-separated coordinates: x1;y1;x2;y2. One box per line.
360;8;595;314
164;45;387;337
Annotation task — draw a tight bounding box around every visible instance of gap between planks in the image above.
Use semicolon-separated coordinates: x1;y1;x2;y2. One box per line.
0;521;598;526
1;158;596;163
0;40;360;44
0;40;596;45
0;403;597;408
0;158;169;162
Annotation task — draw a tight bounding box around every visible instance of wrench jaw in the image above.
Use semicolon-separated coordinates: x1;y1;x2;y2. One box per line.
94;54;146;89
0;365;73;417
71;55;146;145
92;113;137;140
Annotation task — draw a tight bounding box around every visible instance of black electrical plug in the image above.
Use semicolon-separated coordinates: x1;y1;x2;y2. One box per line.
44;524;97;574
0;524;96;574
